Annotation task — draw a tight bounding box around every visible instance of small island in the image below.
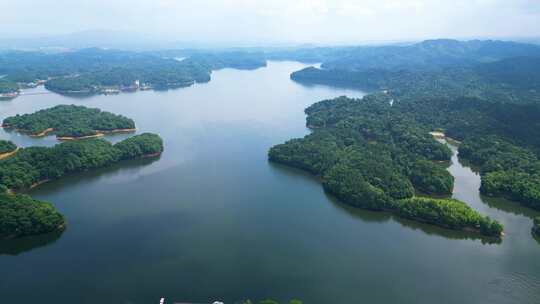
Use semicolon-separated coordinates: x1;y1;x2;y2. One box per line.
269;95;503;237
2;104;136;139
0;192;65;239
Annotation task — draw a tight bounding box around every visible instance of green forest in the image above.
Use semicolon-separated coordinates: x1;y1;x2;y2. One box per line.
0;133;162;238
291;57;540;105
0;140;16;154
459;137;540;211
2;104;135;137
0;48;267;95
0;133;163;190
269;95;502;237
282;39;540;223
0;193;65;239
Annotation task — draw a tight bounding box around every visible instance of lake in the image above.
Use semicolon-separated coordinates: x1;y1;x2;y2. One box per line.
1;61;539;304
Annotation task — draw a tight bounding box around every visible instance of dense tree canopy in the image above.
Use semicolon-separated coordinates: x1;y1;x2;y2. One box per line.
459;137;540;211
288;39;540;221
0;193;65;239
269;95;502;237
0;133;163;191
0;140;17;154
0;48;267;95
3;105;135;137
274;39;540;71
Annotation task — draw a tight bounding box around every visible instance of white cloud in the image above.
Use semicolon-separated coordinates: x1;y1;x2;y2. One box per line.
0;0;538;44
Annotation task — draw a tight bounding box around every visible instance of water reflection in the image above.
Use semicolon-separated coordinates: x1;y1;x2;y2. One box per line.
270;158;500;244
27;156;162;196
483;196;540;219
1;156;161;255
0;230;64;256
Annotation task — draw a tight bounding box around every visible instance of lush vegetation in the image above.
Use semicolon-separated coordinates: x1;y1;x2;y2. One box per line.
0;140;17;154
269;95;502;237
458;137;540;211
0;193;65;239
3;105;135;137
285;39;540;225
396;197;502;236
0;48;267;95
0;132;162;239
273;39;540;70
0;133;163;191
291;57;540;105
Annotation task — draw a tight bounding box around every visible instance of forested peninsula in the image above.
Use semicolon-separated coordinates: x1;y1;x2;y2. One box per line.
269;95;503;237
273;39;540;237
2;105;135;138
0;133;163;238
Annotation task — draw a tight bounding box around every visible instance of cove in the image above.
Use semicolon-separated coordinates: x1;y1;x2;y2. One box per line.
0;61;539;304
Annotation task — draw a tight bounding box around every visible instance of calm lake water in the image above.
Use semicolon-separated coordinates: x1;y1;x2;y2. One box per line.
0;61;539;304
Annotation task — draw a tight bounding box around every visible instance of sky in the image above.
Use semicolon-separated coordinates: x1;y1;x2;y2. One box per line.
1;0;539;44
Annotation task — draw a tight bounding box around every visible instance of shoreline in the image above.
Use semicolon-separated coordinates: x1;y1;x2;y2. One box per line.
31;128;54;137
2;125;136;140
57;128;136;140
57;133;105;141
0;147;20;160
12;151;160;192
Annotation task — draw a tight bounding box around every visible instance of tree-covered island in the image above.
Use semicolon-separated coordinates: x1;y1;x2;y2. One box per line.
2;104;135;139
0;133;163;238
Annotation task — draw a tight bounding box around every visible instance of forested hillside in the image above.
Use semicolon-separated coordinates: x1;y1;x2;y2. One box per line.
0;48;267;95
291;57;540;104
273;39;540;70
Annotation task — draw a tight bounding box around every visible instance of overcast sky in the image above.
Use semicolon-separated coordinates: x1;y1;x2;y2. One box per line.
1;0;539;44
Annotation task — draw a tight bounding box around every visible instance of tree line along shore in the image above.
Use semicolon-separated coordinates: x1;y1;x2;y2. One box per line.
0;106;163;239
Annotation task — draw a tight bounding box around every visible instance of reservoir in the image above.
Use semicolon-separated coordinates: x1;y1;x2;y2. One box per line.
0;61;539;304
